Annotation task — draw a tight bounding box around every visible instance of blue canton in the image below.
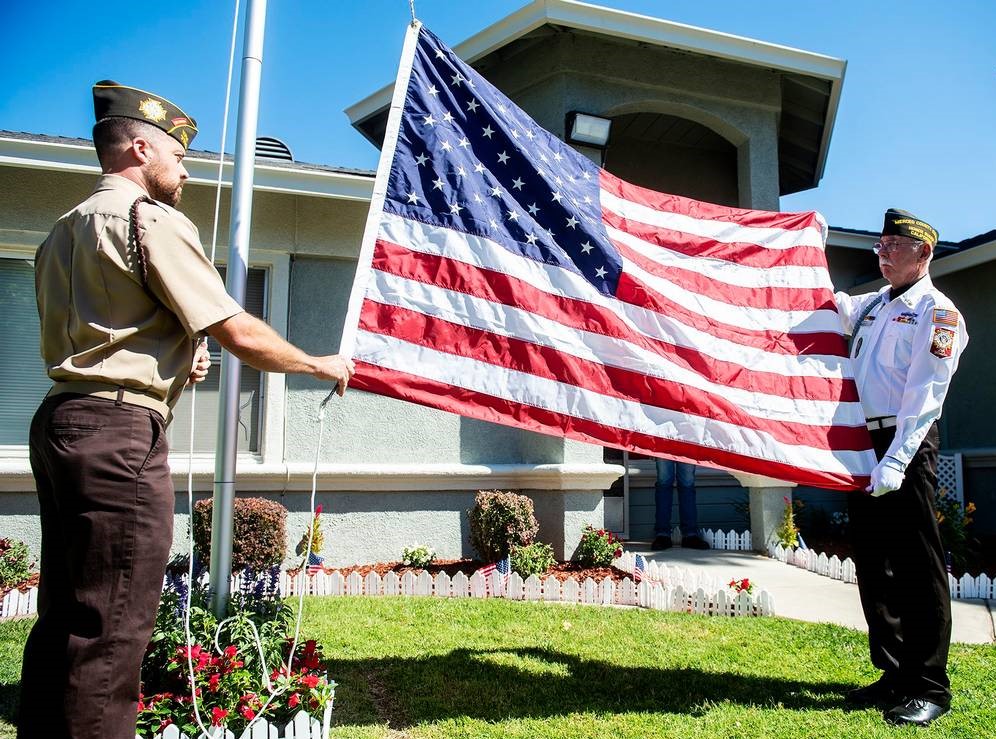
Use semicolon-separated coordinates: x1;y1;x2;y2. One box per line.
384;26;622;296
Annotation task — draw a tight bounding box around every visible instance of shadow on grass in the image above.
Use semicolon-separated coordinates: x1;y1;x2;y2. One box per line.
329;646;856;729
0;682;20;728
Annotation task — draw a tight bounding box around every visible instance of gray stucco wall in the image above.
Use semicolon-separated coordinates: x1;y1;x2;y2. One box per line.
476;32;782;210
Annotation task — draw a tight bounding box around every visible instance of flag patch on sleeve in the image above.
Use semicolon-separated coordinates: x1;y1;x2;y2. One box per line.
932;308;959;326
930;327;955;358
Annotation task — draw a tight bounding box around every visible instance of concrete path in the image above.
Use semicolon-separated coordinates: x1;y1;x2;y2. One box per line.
626;542;995;645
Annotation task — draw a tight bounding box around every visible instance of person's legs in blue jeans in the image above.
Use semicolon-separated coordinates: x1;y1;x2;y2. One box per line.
675;462;698;537
654;459;676;538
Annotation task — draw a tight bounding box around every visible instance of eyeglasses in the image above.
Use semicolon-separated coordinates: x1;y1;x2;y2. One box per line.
872;240;924;256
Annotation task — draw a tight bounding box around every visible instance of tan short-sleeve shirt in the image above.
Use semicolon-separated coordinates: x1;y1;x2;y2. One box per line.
35;174;243;414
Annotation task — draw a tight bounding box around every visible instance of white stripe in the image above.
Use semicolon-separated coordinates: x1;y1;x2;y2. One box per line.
600;188;826;250
354;330;878;476
606;223;833;290
366;269;867;426
620;255;842;334
378;213;853;378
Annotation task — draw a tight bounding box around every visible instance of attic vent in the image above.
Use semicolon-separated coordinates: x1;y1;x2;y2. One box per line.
255;136;293;162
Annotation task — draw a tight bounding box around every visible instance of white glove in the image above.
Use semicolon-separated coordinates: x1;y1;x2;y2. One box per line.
866;458;905;497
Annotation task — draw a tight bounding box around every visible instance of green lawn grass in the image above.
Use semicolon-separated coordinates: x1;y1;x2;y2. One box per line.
2;598;994;738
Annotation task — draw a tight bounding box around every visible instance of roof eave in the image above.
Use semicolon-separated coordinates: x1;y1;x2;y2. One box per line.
0;135;374;201
346;0;847;177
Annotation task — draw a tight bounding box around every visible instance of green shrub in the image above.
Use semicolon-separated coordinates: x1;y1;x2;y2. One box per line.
468;490;539;562
510;542;555;577
774;495;800;549
0;538;34;589
573;525;622;568
401;543;436;568
193;498;288;571
935;491;978;573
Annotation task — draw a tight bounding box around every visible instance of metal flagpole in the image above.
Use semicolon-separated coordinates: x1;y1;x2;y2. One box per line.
209;0;268;617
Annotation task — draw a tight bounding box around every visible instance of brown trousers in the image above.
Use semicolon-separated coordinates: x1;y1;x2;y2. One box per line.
19;394;174;739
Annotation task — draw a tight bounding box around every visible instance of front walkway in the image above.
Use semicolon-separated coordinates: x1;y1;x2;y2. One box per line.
626;542;995;645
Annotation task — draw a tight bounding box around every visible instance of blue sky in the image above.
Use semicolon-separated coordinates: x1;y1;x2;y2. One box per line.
2;0;993;241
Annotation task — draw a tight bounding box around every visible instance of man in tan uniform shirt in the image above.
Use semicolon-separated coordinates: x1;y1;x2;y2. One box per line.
19;82;354;739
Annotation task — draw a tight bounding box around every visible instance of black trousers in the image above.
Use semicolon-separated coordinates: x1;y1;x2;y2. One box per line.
19;394;174;739
848;423;951;706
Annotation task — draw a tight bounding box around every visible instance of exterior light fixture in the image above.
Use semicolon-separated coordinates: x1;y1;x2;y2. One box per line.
565;111;612;148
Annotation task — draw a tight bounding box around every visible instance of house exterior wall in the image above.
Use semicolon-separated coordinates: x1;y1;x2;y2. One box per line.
0;162;611;565
476;32;782;210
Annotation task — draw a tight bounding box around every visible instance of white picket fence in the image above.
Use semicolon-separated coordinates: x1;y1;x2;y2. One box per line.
268;562;773;617
0;584;37;620
147;705;332;739
668;528;753;551
766;543;996;600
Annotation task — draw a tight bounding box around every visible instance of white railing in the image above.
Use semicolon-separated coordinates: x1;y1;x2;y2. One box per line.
0;584;37;620
766;543;995;600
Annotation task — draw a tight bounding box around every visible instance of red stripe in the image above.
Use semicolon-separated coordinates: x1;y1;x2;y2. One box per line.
351;362;867;491
612;238;835;313
373;239;854;389
603;209;829;270
358;301;872;451
600;170;823;232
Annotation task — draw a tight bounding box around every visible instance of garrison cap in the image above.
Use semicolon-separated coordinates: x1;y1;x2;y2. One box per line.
92;80;198;150
882;208;938;247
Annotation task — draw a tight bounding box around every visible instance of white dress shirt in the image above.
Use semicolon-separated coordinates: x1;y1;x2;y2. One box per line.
835;275;968;469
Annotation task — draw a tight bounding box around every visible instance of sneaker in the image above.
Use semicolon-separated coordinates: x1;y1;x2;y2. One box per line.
650;535;673;550
681;535;710;550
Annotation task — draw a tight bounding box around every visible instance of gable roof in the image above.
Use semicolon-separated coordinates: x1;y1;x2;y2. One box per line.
345;0;846;195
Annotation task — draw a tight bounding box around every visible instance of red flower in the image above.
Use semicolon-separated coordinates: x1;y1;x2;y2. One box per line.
288;693;301;708
300;674;320;689
211;707;229;726
239;705;256;721
208;673;221;692
224;645;238;659
315;504;323;515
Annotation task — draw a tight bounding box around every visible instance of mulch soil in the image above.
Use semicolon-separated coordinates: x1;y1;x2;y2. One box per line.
305;559;634;583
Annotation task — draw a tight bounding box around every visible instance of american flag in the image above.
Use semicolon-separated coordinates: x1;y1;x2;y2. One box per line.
341;23;876;490
633;554;647;583
306;552;324;576
477;555;511;595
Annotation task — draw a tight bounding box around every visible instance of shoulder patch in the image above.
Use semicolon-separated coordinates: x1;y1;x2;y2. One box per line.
932;308;959;327
930;327;955;358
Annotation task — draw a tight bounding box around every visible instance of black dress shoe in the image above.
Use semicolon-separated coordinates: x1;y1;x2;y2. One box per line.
650;535;672;550
845;677;901;707
884;698;950;726
681;535;710;550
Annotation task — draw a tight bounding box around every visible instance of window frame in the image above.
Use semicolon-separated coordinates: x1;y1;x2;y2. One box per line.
0;237;290;468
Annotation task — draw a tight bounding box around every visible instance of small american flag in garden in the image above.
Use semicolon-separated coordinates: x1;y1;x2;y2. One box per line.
633;554;647;583
478;555;511;594
306;552;324;576
341;22;877;491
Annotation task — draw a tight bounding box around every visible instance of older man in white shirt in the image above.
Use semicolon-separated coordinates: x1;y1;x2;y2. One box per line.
835;208;967;727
